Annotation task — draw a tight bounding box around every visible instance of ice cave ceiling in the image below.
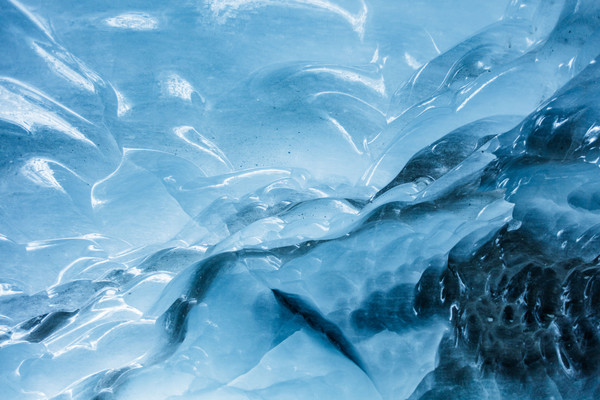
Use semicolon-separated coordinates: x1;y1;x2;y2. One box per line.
1;0;600;399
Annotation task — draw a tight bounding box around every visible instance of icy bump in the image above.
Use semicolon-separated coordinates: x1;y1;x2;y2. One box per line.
160;73;202;102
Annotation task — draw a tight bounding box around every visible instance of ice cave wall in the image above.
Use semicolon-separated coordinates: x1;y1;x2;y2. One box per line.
1;0;600;399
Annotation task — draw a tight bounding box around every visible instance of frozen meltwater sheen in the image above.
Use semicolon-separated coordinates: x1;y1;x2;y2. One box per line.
1;0;600;399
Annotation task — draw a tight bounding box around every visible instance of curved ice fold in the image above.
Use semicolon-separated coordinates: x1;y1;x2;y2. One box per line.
2;0;600;399
172;126;233;172
207;0;368;37
0;78;95;145
31;42;98;93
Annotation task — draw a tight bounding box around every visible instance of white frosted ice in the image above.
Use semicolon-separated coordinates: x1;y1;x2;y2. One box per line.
104;13;159;31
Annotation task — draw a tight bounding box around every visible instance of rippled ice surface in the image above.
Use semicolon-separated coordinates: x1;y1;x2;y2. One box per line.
1;0;600;399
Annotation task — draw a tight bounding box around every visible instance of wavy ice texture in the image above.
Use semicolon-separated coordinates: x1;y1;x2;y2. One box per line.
1;0;600;399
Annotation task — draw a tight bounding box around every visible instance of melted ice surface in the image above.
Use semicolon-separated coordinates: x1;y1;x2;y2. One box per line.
1;0;600;399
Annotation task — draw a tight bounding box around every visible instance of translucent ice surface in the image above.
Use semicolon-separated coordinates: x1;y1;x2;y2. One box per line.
1;0;600;399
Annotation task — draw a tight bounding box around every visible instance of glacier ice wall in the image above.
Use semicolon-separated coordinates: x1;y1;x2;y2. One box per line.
1;0;600;399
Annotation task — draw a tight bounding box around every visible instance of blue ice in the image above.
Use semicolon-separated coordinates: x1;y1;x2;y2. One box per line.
1;0;600;399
